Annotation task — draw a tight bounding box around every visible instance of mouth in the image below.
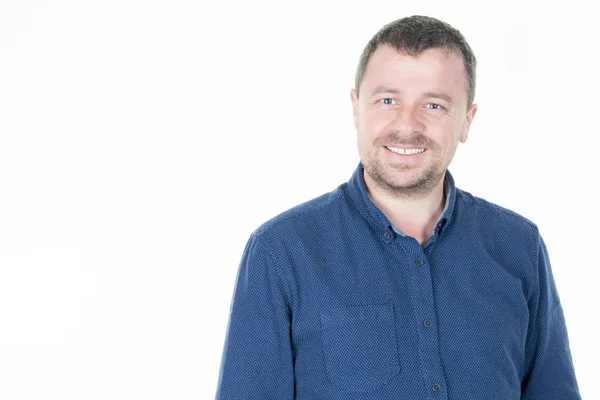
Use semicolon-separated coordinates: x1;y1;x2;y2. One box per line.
384;145;427;156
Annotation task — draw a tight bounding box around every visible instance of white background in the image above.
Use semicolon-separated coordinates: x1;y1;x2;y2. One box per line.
0;1;597;399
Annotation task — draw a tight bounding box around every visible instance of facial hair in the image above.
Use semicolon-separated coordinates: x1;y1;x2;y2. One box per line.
361;131;447;200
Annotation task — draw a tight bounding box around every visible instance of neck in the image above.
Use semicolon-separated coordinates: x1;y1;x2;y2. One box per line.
364;170;446;245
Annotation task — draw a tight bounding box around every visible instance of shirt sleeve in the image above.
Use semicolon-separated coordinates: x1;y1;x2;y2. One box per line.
521;230;581;399
215;233;295;400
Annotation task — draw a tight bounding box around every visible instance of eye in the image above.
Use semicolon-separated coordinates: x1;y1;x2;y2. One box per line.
380;98;395;105
426;103;443;110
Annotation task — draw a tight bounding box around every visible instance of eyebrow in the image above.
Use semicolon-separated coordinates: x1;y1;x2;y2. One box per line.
369;86;401;95
423;91;454;105
368;86;454;105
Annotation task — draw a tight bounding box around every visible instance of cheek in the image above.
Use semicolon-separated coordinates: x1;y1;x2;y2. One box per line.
360;109;389;135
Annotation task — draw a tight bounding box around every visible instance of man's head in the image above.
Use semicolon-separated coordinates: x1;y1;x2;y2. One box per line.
351;16;478;199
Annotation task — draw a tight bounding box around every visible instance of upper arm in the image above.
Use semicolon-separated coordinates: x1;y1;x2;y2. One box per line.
520;229;581;399
215;234;295;399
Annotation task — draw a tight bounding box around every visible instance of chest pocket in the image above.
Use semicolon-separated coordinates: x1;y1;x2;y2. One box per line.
320;303;400;392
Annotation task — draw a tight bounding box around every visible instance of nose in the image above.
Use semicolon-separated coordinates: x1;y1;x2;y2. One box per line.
391;104;425;135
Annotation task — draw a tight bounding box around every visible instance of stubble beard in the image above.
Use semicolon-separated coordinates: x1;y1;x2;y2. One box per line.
362;142;446;200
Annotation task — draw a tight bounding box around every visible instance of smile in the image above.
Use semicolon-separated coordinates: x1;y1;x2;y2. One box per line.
385;146;426;155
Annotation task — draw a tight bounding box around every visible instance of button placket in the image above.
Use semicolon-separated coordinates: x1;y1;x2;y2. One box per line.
398;247;448;399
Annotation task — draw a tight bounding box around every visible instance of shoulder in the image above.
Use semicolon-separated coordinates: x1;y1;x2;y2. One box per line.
251;182;347;242
454;188;544;290
455;187;540;239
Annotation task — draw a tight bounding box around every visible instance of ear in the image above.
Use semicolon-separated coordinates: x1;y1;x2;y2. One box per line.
459;103;477;143
350;88;359;130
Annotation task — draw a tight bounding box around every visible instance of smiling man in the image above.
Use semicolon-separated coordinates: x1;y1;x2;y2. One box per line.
352;43;476;247
216;16;581;399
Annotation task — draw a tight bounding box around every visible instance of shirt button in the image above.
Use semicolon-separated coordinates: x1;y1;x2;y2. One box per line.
384;232;391;239
424;319;432;328
415;258;424;266
432;383;442;392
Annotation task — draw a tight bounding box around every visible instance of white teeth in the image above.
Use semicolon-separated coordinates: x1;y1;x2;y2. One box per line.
386;146;425;155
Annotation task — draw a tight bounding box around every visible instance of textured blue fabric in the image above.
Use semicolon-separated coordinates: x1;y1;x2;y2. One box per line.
216;162;581;400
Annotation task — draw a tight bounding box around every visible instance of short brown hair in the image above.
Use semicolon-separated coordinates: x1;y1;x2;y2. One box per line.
355;15;477;108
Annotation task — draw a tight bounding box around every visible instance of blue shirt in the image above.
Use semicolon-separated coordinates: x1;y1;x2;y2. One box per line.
216;163;581;399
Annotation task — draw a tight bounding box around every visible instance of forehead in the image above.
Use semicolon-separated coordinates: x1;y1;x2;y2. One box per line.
361;45;468;103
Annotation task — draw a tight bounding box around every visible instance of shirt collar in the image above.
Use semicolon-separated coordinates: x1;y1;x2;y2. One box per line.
345;161;457;242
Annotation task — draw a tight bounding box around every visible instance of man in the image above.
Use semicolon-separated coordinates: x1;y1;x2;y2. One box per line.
216;15;581;399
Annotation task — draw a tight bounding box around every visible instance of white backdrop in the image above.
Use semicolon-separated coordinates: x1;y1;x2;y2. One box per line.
0;1;597;399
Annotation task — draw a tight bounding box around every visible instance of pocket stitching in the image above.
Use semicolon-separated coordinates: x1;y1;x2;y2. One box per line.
320;303;400;393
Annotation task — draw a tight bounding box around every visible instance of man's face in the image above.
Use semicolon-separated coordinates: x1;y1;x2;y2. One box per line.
351;45;477;198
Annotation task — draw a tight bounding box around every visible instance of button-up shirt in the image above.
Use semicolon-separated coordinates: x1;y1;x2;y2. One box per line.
216;162;581;399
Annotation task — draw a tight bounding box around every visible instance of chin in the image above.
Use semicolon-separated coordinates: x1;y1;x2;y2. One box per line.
386;175;425;190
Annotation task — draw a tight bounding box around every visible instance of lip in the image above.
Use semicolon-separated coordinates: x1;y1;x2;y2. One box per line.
384;145;427;159
384;145;427;150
